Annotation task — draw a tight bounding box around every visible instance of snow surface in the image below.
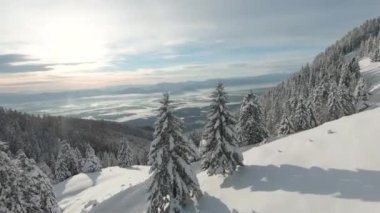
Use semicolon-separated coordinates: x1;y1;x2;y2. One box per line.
53;166;150;213
360;57;380;93
55;108;380;213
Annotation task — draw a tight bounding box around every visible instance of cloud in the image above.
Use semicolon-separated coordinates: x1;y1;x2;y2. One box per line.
0;53;95;73
0;54;52;73
1;0;380;92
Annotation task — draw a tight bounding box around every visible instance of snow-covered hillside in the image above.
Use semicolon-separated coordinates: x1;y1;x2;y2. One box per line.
55;107;380;213
54;166;150;213
360;57;380;104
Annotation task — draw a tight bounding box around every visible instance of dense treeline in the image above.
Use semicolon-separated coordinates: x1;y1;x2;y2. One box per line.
261;17;380;134
0;107;152;182
0;148;60;212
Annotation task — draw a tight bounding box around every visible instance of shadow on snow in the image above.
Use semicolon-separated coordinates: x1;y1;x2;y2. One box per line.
221;164;380;202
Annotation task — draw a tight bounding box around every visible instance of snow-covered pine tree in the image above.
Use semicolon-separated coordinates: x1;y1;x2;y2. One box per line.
82;144;102;173
326;83;356;120
339;58;360;91
54;140;81;182
354;77;370;111
15;151;60;213
101;151;111;168
276;114;294;136
310;82;329;124
74;147;83;170
238;91;268;146
292;98;312;131
306;101;318;128
201;83;243;176
0;151;23;213
147;93;202;213
338;86;356;116
101;151;118;168
37;161;55;182
372;47;380;62
327;86;343;121
117;141;133;168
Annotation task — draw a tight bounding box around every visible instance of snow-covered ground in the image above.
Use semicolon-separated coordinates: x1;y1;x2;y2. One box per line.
53;166;150;213
360;58;380;104
54;107;380;213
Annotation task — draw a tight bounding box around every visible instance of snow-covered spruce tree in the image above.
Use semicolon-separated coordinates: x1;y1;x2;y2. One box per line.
372;47;380;62
201;83;243;176
310;82;330;124
338;86;356;116
0;151;23;212
326;84;356;121
82;144;102;173
276;114;294;136
54;140;81;182
117;141;133;168
74;147;83;170
354;77;369;111
340;58;360;88
15;151;60;213
101;151;118;168
37;161;55;182
0;151;60;213
292;98;313;132
147;93;202;213
238;91;268;146
101;151;111;168
327;86;343;120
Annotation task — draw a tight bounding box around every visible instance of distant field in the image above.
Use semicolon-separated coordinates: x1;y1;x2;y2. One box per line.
0;76;284;131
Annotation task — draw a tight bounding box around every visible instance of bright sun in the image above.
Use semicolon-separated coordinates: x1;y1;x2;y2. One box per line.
34;17;107;64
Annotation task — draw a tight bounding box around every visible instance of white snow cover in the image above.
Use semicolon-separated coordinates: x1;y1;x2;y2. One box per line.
55;108;380;213
359;57;380;73
53;166;150;213
359;57;380;93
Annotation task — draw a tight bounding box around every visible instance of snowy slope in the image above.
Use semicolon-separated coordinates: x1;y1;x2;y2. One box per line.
53;166;150;213
55;108;380;213
196;107;380;213
360;58;380;104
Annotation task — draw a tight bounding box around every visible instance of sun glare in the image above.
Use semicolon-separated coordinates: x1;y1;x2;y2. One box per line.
35;17;107;64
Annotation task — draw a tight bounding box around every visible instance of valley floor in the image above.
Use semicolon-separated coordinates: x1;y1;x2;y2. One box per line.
54;107;380;213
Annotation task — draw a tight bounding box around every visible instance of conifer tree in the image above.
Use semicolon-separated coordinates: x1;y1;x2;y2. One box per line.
327;86;343;120
38;161;55;182
310;83;329;124
0;151;23;212
238;91;268;145
354;77;369;111
101;151;118;168
292;99;312;131
82;144;102;173
277;114;294;136
338;86;356;116
327;84;356;120
117;142;133;168
15;151;60;213
54;141;80;182
373;48;380;61
0;151;60;213
147;93;202;213
201;83;243;176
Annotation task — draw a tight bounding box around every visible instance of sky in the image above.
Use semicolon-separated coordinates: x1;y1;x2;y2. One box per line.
1;0;380;93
